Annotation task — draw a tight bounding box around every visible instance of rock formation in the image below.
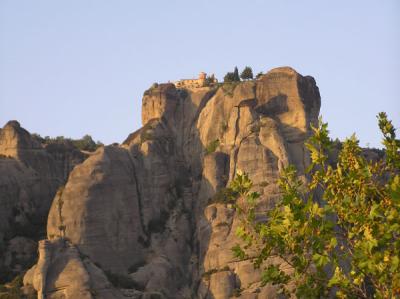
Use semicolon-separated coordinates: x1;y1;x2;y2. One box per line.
22;66;321;298
0;121;87;282
23;239;126;299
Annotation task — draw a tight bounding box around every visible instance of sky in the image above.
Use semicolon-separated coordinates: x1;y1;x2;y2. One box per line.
0;0;399;148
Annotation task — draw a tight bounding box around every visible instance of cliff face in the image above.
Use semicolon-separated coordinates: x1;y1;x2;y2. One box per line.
0;121;86;282
23;67;321;299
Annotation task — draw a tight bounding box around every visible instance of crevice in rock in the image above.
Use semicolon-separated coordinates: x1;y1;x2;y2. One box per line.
126;150;148;242
233;106;241;148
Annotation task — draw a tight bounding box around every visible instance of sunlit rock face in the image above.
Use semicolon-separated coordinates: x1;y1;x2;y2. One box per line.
24;67;321;298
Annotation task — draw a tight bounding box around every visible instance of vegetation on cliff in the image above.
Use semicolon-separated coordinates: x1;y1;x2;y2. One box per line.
232;113;400;298
240;66;254;80
33;133;103;152
0;275;36;299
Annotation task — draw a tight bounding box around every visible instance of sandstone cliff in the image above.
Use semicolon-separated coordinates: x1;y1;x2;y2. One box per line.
0;121;87;282
23;67;321;299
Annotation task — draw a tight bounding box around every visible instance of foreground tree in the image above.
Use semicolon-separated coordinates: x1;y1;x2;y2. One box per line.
232;112;400;298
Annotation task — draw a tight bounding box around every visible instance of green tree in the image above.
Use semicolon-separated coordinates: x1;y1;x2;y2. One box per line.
255;72;264;79
72;134;100;151
224;72;235;83
233;66;240;82
240;66;253;80
204;74;216;86
40;134;102;152
231;113;400;298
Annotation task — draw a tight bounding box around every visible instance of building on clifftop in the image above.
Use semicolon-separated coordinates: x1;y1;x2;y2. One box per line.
174;72;217;88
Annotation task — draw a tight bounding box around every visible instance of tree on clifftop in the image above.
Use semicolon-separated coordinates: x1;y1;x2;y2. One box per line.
240;66;253;80
233;66;240;82
224;72;235;83
224;67;241;83
256;72;264;79
231;113;400;298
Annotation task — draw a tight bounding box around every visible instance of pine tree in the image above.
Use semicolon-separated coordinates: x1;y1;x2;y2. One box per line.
233;67;240;81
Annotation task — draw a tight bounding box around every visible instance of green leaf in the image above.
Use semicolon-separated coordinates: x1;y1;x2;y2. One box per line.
328;267;343;287
235;226;246;239
391;255;399;272
369;203;380;219
390;175;400;202
312;253;330;267
261;265;290;286
329;237;337;248
311;202;324;217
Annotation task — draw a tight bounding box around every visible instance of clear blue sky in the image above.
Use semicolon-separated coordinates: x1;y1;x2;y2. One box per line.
0;1;399;148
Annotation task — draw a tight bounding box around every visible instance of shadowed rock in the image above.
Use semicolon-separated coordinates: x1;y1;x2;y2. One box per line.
0;121;87;282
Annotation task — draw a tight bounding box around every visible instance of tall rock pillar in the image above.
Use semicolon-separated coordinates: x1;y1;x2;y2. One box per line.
33;240;51;299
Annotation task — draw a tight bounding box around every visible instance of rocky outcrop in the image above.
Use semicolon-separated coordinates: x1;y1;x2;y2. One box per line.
0;121;87;282
24;67;321;298
23;238;126;299
47;146;147;273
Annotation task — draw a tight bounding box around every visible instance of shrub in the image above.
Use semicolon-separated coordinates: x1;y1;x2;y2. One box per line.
39;134;102;152
210;187;238;204
71;134;102;151
220;121;228;134
0;275;25;299
140;130;153;143
205;139;220;155
56;186;66;238
255;72;264;79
